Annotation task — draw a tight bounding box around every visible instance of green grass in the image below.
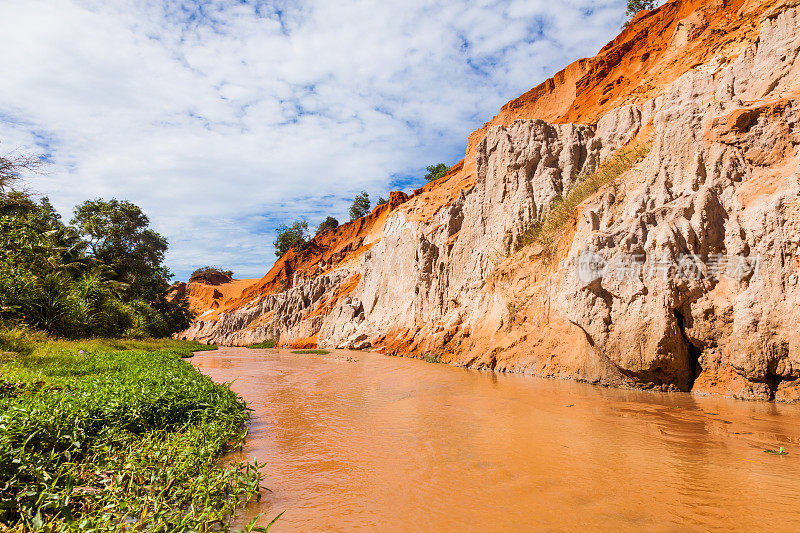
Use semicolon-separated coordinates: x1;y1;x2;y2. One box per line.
517;143;650;260
764;447;788;456
247;339;276;349
0;332;262;531
291;349;329;355
423;353;441;363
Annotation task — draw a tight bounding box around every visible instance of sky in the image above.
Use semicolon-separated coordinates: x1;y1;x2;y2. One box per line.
0;0;627;280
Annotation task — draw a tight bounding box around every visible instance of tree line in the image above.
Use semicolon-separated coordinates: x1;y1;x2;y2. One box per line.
0;153;193;338
273;163;450;257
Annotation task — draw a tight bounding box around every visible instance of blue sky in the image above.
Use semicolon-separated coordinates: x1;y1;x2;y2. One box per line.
0;0;627;280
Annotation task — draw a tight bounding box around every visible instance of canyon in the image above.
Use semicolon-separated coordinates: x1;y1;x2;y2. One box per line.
177;0;800;401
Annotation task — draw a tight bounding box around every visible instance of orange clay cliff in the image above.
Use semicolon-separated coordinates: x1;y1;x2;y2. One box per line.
177;0;800;401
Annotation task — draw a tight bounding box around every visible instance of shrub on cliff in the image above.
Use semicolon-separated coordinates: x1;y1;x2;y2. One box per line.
274;220;309;257
424;163;449;182
625;0;657;22
316;216;339;235
189;266;234;286
349;191;370;221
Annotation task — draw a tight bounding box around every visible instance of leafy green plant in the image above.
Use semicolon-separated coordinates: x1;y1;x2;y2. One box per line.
71;198;171;302
248;339;277;349
516;144;650;261
349;191;371;221
316;216;339;235
0;339;261;530
423;163;449;183
0;167;194;339
0;328;46;356
625;0;657;19
245;510;286;532
291;349;329;355
273;220;309;257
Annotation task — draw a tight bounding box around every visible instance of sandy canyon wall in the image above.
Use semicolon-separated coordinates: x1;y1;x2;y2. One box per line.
179;0;800;401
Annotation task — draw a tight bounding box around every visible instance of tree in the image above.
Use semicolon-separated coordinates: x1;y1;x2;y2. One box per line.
316;216;339;235
71;199;170;302
625;0;656;20
349;191;370;221
0;151;40;199
273;220;309;257
424;163;449;182
0;155;192;338
376;196;388;206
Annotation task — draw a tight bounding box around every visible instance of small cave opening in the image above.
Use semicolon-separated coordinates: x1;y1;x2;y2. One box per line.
673;308;702;390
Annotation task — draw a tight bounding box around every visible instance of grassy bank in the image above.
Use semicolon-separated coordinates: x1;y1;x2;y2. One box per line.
0;334;263;531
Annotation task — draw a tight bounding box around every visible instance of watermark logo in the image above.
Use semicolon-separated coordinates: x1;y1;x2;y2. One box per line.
576;250;761;283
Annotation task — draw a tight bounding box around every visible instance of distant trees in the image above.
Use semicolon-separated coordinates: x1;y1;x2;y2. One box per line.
376;196;388;206
625;0;656;21
349;191;370;221
424;163;449;182
189;266;234;282
316;216;339;235
273;220;309;257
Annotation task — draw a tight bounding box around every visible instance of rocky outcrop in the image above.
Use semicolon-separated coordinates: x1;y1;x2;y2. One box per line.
179;0;800;401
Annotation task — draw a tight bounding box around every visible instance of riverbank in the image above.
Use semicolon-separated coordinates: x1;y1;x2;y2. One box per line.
0;334;262;531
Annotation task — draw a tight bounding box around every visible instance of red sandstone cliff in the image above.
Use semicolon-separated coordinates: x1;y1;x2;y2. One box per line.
179;0;800;401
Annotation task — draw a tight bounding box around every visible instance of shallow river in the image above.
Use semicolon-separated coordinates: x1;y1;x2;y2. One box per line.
192;347;800;532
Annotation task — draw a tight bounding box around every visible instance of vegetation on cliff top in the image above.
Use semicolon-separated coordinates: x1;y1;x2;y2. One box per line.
316;216;339;235
625;0;658;24
423;163;450;182
0;336;264;530
190;266;235;282
349;191;371;221
273;220;310;257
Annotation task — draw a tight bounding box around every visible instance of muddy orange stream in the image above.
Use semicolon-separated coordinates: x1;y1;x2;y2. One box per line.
192;348;800;531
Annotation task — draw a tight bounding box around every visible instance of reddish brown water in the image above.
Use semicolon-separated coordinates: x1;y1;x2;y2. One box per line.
192;347;800;532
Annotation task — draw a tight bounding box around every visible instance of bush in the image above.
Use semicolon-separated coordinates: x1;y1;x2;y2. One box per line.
189;266;234;281
0;328;46;356
625;0;657;22
316;216;339;235
273;220;309;257
349;191;370;221
424;163;449;182
376;196;388;206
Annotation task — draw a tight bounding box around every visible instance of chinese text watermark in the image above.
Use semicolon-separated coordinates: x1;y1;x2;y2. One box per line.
577;250;761;283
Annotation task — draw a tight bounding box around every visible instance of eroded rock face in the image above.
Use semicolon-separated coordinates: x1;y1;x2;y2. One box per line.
180;1;800;401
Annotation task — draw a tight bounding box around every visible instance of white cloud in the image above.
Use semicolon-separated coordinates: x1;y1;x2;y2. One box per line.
0;0;625;279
